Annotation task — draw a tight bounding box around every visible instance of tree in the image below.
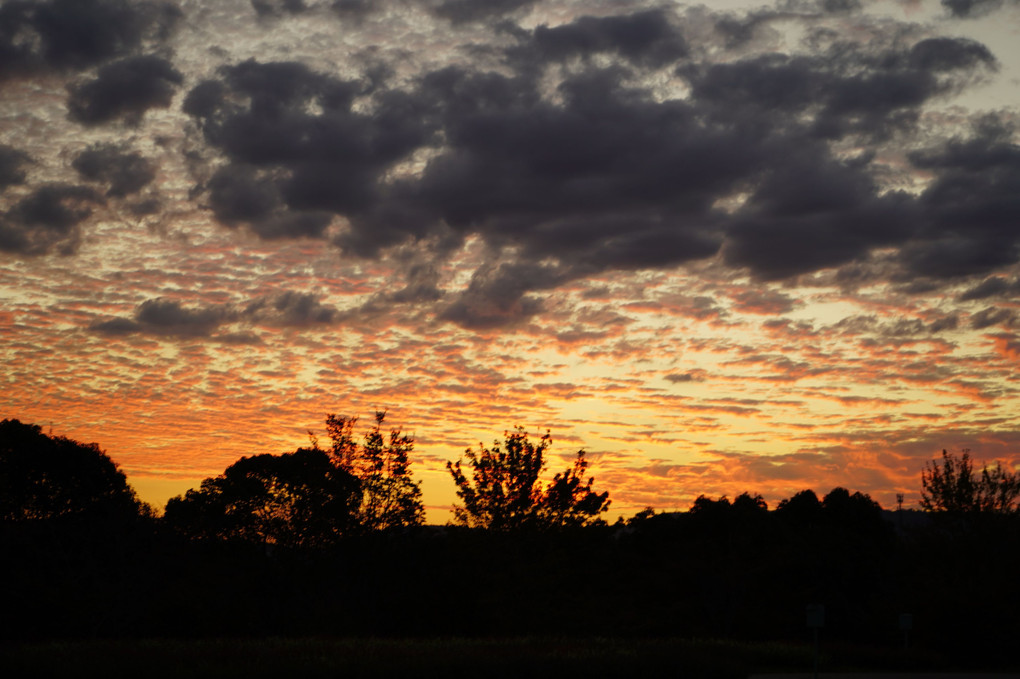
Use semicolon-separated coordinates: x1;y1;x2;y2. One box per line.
0;418;145;524
920;449;1020;514
775;489;822;525
446;427;610;531
163;448;360;547
322;411;424;531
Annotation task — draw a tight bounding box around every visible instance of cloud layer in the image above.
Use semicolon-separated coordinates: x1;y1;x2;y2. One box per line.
2;0;1019;519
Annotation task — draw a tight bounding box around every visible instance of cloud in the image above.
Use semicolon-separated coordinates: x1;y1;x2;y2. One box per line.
135;298;230;337
0;0;181;79
688;36;995;140
243;292;340;326
723;150;919;279
0;145;31;190
970;306;1015;329
665;371;707;384
903;121;1020;279
67;54;183;124
941;0;1007;18
157;5;1015;307
433;0;538;24
0;184;102;255
959;276;1020;301
184;58;431;239
525;10;688;68
438;262;555;329
329;0;379;21
251;0;307;17
72;144;155;196
90;292;343;339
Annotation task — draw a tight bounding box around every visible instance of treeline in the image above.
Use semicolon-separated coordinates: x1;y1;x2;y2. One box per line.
2;417;1019;669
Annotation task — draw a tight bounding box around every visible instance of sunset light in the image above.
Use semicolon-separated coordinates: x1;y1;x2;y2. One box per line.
2;0;1019;524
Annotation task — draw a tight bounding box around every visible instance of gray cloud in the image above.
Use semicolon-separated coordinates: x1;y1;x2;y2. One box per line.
970;306;1015;329
433;0;538;24
0;145;31;190
251;0;307;17
0;0;181;79
0;184;102;255
12;1;1014;334
243;291;340;326
184;59;431;240
525;9;688;68
959;276;1020;301
167;5;1015;309
437;261;558;329
72;144;155;196
941;0;1007;18
90;291;343;339
665;371;707;384
67;54;183;124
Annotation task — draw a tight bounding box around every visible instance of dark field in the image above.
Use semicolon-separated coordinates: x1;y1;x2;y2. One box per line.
0;637;954;679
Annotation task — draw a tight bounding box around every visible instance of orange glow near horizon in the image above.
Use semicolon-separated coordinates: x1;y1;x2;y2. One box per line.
2;0;1020;526
5;229;1019;523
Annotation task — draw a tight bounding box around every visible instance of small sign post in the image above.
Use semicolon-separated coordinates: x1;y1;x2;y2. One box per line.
899;613;913;650
806;604;825;679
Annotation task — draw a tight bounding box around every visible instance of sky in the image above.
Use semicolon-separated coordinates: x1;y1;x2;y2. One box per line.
2;0;1019;522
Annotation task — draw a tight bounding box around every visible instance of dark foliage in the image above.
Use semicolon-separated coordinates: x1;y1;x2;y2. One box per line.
2;418;1019;672
920;448;1020;514
447;427;610;530
163;448;360;547
0;418;145;523
321;411;424;531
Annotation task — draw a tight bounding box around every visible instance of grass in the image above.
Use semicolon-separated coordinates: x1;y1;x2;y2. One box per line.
0;636;943;679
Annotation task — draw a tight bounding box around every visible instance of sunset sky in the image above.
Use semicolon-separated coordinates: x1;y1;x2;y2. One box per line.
2;0;1019;522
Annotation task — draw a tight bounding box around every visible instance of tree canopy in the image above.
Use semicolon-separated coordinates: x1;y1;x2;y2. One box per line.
447;427;610;531
322;411;424;531
163;447;360;547
0;418;144;524
920;449;1020;514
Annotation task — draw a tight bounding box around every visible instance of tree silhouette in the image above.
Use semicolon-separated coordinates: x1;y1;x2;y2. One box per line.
163;448;360;547
921;449;1020;514
0;418;145;523
447;427;610;530
322;411;424;531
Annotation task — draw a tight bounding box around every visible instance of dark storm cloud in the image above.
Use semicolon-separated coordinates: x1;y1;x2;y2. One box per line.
90;292;343;339
0;0;180;79
525;9;688;68
243;292;339;326
67;55;183;125
815;0;862;12
665;371;707;384
903;121;1020;278
206;165;281;224
185;59;432;238
434;0;537;24
969;306;1015;329
166;4;1017;321
0;145;31;190
72;144;155;196
357;66;756;262
329;0;378;21
251;0;307;18
0;184;101;255
135;298;229;336
90;298;231;338
204;165;332;239
959;276;1020;301
941;0;1006;17
722;151;919;279
438;261;559;329
686;37;995;141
